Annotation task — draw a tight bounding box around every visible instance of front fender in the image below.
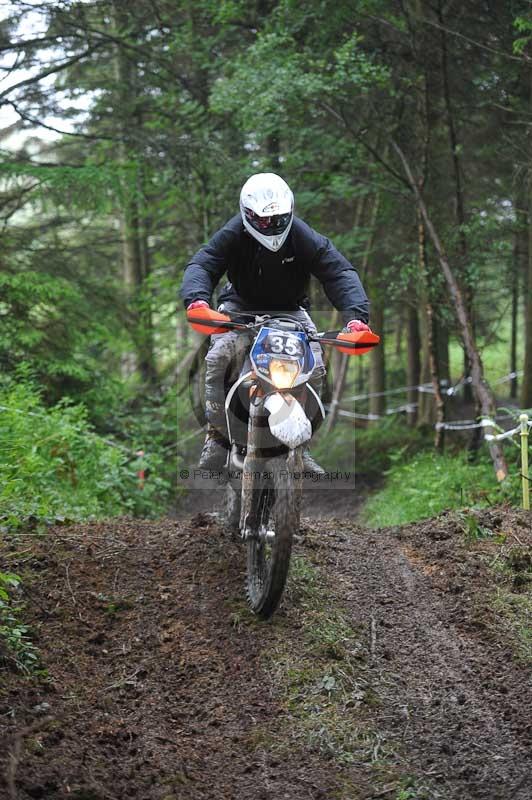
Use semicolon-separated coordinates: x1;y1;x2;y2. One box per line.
264;392;312;449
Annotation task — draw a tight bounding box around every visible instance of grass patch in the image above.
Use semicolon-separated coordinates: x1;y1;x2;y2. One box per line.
488;545;532;662
266;555;389;769
448;321;524;399
361;449;520;527
492;589;532;661
246;553;439;798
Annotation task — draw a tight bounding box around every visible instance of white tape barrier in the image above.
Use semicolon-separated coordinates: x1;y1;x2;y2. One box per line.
435;418;499;431
343;370;523;403
328;402;418;421
435;415;532;441
343;382;435;402
484;418;532;442
435;416;532;442
494;370;523;385
332;405;531;447
446;376;470;396
330;402;527;440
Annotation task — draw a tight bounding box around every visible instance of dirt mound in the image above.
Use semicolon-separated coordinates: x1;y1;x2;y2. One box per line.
0;507;530;799
317;507;531;799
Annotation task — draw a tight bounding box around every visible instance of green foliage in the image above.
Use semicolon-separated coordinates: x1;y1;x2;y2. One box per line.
458;511;497;544
0;571;40;673
0;160;138;213
211;26;389;138
92;384;185;517
1;0;530;528
362;450;520;528
0;380;176;528
0;269;102;389
513;14;532;55
395;781;429;800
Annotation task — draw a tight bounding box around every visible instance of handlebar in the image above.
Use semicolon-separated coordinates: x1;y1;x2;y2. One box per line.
186;307;380;355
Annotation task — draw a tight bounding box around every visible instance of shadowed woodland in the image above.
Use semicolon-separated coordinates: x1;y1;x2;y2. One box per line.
2;1;532;502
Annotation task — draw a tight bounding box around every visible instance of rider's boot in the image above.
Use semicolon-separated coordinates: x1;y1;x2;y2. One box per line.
198;424;229;471
200;349;231;471
302;449;326;477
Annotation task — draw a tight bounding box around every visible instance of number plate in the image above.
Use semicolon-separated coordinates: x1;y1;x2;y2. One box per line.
263;332;305;357
250;326;315;386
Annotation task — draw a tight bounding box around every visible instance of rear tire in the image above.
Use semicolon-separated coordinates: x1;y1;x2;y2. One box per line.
246;449;302;619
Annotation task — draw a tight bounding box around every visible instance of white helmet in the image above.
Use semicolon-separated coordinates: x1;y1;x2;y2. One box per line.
240;173;294;252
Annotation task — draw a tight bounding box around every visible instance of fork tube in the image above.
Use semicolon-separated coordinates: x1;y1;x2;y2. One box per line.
240;388;265;534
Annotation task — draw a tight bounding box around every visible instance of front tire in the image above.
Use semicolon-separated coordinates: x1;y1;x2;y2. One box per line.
246;449;302;619
223;481;241;533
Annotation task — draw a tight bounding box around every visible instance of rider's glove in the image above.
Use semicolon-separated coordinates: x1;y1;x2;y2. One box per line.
344;319;371;333
187;300;210;311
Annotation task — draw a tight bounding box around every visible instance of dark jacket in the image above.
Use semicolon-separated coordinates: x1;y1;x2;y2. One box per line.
180;214;370;324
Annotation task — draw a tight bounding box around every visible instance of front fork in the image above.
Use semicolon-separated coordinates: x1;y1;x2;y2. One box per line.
240;386;268;537
239;383;311;537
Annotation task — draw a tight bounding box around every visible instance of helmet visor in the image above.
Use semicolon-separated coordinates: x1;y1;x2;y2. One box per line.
243;208;292;236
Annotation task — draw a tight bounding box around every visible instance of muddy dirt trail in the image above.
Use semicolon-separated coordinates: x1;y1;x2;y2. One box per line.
0;506;531;800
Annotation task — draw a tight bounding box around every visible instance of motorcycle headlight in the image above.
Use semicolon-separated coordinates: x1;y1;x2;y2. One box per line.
269;359;299;389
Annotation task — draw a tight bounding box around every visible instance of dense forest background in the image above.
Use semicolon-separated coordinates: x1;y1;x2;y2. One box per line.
2;0;532;523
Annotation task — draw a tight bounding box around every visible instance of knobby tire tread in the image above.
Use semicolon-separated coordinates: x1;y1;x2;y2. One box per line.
246;451;302;619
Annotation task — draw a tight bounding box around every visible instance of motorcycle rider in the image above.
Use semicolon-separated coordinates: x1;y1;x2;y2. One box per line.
180;173;371;473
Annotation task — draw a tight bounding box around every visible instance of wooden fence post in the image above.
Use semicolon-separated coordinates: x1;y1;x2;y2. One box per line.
520;414;529;510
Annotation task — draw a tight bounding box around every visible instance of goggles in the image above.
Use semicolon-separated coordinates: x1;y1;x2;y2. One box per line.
243;207;292;236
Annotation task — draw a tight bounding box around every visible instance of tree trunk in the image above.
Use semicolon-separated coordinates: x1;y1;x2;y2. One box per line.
522;171;532;406
136;165;157;385
438;0;473;405
113;2;156;385
417;204;446;444
435;321;450;387
406;299;420;426
405;3;444;434
512;181;527;400
364;189;385;422
395;311;404;359
522;68;532;408
417;312;433;426
394;141;508;480
511;268;519;401
369;302;385;419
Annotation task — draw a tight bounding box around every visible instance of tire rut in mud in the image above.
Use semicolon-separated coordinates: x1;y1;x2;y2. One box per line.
311;511;531;799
